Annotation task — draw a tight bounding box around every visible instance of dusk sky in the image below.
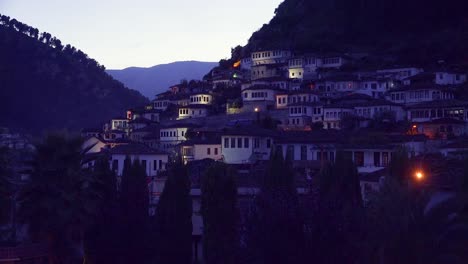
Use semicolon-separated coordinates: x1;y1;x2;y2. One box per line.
0;0;283;69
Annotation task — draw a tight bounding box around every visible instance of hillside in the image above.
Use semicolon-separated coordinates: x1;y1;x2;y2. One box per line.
239;0;468;66
0;15;149;134
107;61;217;98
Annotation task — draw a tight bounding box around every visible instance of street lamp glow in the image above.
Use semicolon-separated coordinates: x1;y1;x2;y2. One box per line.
415;171;424;180
254;107;259;112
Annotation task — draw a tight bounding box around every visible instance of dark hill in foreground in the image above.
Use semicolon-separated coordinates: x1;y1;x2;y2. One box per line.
0;14;149;134
240;0;468;66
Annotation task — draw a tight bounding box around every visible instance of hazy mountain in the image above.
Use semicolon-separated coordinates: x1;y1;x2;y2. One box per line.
0;15;149;134
107;61;218;99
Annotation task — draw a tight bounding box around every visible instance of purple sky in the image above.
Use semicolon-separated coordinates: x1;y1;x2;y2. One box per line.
1;0;283;69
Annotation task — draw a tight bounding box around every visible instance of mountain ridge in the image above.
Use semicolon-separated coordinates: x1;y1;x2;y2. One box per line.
107;61;217;98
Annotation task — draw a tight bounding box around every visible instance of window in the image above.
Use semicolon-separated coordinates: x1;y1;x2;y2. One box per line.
244;138;249;148
207;148;211;155
287;145;295;160
112;160;118;172
231;138;236;148
300;145;307;161
238;138;242;148
382;152;389;167
141;160;147;170
159;160;162;170
266;139;271;148
254;138;260;148
374;152;381;167
214;148;218;155
153;160;157;170
224;138;229;148
354;152;364;167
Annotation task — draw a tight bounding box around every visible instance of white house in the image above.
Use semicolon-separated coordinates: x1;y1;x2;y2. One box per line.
178;104;210;120
285;102;324;130
323;105;354;129
242;85;281;111
406;100;468;123
221;127;276;164
387;85;455;105
159;123;199;151
189;93;213;105
251;63;287;80
434;71;467;85
251;50;292;66
180;139;222;164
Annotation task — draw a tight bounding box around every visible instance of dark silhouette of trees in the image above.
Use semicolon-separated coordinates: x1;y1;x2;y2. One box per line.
0;14;148;133
304;151;363;263
201;162;238;264
119;157;150;263
155;160;193;264
0;147;12;229
18;133;98;264
84;155;120;264
245;147;304;264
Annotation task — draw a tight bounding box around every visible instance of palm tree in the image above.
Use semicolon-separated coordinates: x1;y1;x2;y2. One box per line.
18;133;99;264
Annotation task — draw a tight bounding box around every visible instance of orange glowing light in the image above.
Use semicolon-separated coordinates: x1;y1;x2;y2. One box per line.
412;125;417;129
415;171;424;180
233;60;241;68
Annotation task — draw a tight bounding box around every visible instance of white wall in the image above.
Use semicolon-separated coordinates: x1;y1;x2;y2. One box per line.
221;136;273;164
194;144;222;161
110;153;168;177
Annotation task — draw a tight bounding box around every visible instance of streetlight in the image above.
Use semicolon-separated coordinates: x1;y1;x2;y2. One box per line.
415;170;424;181
254;107;260;124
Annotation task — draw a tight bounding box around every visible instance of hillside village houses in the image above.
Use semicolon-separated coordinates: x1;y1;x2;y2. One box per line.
75;49;468;256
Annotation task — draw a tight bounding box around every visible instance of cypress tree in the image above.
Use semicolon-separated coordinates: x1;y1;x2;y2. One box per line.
155;160;193;264
201;162;238;264
119;157;149;263
84;155;119;264
246;147;304;264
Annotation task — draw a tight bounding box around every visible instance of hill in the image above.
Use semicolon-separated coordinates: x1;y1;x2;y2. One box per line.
107;61;218;98
236;0;468;66
0;14;149;134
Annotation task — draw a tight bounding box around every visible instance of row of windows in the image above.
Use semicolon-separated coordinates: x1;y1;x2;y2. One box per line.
190;96;210;103
252;51;285;59
391;93;406;101
160;130;185;138
289;59;303;66
179;109;204;115
223;137;270;149
244;92;268;99
323;57;340;65
325;111;350;119
277;95;319;105
154;101;169;107
410;108;465;120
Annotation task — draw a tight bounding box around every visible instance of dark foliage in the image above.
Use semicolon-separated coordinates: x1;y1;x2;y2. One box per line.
119;157;150;263
155;160;193;264
0;14;148;134
241;0;468;66
201;162;239;264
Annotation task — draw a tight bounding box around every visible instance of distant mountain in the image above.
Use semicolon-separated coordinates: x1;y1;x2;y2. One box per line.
107;61;218;99
0;14;149;134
